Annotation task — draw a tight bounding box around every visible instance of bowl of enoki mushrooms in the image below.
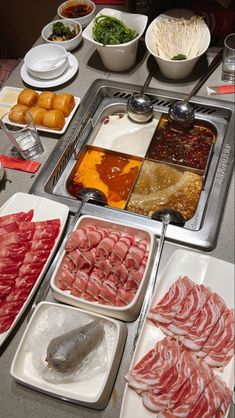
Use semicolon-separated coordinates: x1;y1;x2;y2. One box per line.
145;9;211;80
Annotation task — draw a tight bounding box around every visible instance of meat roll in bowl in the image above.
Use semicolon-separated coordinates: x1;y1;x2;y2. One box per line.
50;215;155;321
42;19;82;51
145;9;211;79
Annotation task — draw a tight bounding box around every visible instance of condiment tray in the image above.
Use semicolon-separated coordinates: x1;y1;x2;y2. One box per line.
0;86;80;135
10;302;127;409
50;215;156;321
120;249;234;418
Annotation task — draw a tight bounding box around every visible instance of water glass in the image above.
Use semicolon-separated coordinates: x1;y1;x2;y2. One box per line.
1;109;44;159
221;33;235;83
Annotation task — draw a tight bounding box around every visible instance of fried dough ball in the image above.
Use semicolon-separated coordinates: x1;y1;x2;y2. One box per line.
38;91;57;110
42;109;65;131
17;88;39;107
29;107;47;125
52;93;75;117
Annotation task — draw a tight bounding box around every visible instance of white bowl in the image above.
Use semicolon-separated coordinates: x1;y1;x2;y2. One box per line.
145;9;211;80
82;8;148;72
24;44;69;80
57;0;96;28
41;19;82;51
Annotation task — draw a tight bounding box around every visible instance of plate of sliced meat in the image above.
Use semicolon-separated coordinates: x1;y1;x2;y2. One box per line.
0;192;69;349
50;215;156;321
120;249;234;418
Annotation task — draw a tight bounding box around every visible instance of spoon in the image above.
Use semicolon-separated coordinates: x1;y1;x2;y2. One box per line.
168;49;223;129
133;208;185;350
127;64;155;123
27;187;107;321
34;52;70;71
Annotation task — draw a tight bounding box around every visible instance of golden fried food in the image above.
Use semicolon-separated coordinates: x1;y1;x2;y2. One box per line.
9;108;27;124
11;104;29;112
42;109;65;131
29;106;47;125
17;88;39;107
38;91;57;110
52;93;75;117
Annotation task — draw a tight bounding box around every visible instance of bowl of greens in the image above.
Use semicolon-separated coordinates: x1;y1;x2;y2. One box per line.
82;8;148;72
42;19;82;51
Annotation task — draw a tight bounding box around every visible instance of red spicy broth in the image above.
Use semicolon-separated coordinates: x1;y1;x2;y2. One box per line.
61;4;93;18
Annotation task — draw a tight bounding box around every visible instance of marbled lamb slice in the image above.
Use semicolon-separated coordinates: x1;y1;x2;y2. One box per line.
95;259;112;279
110;263;129;284
79;227;109;251
98;281;117;305
214;377;233;417
141;349;197;413
187;376;232;418
95;231;121;260
167;284;211;335
86;274;103;300
67;248;95;272
180;292;226;351
126;337;181;394
204;308;234;368
116;288;135;305
0;209;34;227
129;253;148;285
70;270;89;295
109;234;135;266
148;276;194;325
125;239;148;271
64;226;96;252
56;268;75;290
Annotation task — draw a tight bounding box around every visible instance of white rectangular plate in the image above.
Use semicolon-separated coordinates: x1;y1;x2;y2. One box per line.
50;215;156;322
0;192;69;349
10;301;127;408
0;86;80;135
120;249;234;418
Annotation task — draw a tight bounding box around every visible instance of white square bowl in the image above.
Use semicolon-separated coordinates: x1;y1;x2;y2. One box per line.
10;302;127;409
50;215;156;321
82;8;148;71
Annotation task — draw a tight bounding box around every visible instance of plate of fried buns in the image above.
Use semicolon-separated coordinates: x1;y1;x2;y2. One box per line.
0;86;80;134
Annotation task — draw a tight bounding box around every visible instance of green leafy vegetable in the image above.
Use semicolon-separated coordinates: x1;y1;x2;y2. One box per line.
48;22;77;41
92;15;138;45
171;54;187;61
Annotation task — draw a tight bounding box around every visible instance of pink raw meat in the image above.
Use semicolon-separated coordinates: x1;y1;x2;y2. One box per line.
71;270;89;296
99;281;117;305
109;234;135;266
148;276;194;325
116;288;135;305
95;259;112;279
125;239;148;271
0;222;19;236
95;231;121;260
67;248;95;272
167;284;211;335
129;253;148;285
56;269;75;290
0;209;34;227
86;274;102;300
110;263;129;284
64;226;96;252
79;227;109;251
126;337;181;395
204;308;234;367
180;292;226;351
23;250;50;264
30;239;55;251
0;313;16;333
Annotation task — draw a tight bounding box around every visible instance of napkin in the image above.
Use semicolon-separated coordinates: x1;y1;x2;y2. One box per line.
0;155;41;173
207;84;235;95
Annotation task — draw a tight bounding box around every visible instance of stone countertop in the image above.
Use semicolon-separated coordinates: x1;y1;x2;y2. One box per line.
0;7;234;418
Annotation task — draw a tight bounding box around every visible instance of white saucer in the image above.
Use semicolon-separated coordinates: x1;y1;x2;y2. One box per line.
20;54;78;88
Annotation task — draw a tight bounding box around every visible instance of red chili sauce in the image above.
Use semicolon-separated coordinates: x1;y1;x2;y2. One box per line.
61;4;93;18
146;120;215;171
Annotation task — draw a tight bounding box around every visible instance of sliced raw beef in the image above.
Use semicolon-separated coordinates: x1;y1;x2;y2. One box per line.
180;292;226;351
95;231;121;260
0;209;33;227
0;222;19;236
0;313;16;333
148;276;194;325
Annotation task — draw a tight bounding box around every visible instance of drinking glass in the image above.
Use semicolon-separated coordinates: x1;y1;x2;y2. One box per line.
221;33;235;83
1;109;44;159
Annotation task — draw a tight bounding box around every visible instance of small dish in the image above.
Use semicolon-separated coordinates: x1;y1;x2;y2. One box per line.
57;0;96;28
10;302;127;408
42;19;83;51
0;193;69;349
0;86;80;135
20;54;78;88
82;8;148;72
50;215;156;321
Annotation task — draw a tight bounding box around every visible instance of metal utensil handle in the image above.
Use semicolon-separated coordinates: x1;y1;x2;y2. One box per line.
140;61;156;94
184;48;223;102
133;218;169;350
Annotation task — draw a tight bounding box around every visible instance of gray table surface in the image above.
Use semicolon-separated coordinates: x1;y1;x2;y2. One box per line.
0;7;234;418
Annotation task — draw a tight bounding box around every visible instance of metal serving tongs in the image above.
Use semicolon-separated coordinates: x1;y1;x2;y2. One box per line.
133;209;185;351
27;188;107;321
